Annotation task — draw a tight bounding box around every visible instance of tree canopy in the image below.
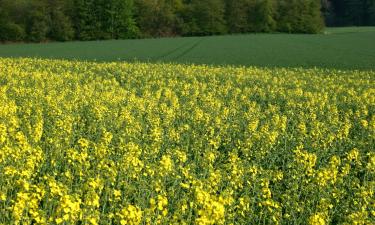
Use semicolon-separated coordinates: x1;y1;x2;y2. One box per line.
0;0;373;42
324;0;375;26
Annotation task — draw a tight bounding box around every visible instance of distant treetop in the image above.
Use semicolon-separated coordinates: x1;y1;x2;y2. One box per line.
0;0;373;42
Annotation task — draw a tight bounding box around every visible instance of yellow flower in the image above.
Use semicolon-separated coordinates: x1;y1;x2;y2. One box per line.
308;213;326;225
157;195;168;211
0;192;6;201
160;155;173;173
114;190;122;199
117;205;143;225
0;123;7;144
78;138;90;149
347;148;360;162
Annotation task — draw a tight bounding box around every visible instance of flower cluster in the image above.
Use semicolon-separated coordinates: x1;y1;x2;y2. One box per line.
0;58;373;224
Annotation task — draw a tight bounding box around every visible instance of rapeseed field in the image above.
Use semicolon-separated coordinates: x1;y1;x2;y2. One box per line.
0;58;374;224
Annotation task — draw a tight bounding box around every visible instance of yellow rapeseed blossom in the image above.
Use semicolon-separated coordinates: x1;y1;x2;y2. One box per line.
0;58;373;224
308;213;326;225
117;205;143;225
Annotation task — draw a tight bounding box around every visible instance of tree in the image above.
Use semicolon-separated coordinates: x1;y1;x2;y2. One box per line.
367;0;375;25
0;4;11;41
72;0;97;40
321;0;333;26
104;0;139;39
134;0;182;37
303;0;325;33
343;0;365;25
225;0;251;33
47;0;74;41
248;0;277;32
0;0;27;41
4;0;364;42
26;1;49;42
328;0;375;26
0;22;25;41
277;0;324;33
184;0;227;35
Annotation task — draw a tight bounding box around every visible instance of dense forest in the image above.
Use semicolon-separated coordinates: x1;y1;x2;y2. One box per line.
323;0;375;26
0;0;374;42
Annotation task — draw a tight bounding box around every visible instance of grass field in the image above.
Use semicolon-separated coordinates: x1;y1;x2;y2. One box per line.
0;58;374;224
0;27;374;70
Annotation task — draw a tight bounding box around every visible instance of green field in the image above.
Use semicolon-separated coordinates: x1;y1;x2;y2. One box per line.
1;27;374;70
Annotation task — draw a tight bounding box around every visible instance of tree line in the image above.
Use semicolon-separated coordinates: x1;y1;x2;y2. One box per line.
323;0;375;26
0;0;373;43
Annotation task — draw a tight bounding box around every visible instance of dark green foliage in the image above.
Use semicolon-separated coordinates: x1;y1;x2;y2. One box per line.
0;22;25;41
225;0;250;33
278;0;324;33
249;0;277;32
134;0;181;37
48;1;74;41
71;0;138;40
328;0;375;26
72;0;99;40
105;0;139;39
26;6;49;42
1;0;373;43
0;0;26;41
369;1;375;25
184;0;227;35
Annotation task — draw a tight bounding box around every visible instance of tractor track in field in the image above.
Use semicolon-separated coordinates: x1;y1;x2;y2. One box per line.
153;40;196;61
171;39;203;61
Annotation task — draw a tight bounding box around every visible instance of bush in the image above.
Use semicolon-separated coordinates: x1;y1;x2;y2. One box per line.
27;10;49;42
0;22;25;41
49;10;74;41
